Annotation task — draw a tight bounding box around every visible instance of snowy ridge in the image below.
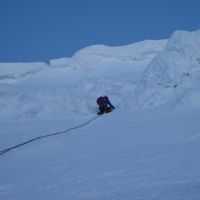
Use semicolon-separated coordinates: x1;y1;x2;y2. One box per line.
50;40;167;69
129;29;200;109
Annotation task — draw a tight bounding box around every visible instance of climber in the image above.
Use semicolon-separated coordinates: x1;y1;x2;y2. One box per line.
96;96;115;115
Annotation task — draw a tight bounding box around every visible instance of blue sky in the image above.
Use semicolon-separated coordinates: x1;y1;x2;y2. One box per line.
0;0;199;62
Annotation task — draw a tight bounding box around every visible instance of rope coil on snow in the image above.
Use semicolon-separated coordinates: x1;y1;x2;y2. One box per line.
0;116;100;157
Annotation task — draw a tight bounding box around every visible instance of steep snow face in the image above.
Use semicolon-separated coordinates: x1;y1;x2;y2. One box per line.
130;29;200;109
0;40;167;122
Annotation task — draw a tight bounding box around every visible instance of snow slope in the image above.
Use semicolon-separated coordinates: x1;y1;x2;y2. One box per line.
1;108;200;200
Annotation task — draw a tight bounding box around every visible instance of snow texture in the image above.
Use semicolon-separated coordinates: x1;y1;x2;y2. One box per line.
1;108;200;200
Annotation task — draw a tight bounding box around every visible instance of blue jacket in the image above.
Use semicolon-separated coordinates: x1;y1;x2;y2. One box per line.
103;96;115;109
